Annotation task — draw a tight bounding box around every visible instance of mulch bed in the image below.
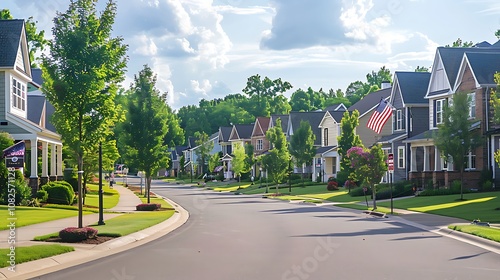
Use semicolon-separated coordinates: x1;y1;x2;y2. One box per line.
44;236;116;245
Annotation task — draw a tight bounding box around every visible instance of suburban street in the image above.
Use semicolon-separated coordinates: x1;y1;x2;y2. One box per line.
32;180;500;280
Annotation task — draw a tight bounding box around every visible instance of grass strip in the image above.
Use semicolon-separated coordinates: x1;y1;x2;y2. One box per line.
90;210;175;237
0;245;74;268
448;224;500;243
84;183;120;209
0;206;88;230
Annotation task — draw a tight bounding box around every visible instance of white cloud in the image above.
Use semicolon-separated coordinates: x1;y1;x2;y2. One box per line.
190;79;212;96
132;34;158;56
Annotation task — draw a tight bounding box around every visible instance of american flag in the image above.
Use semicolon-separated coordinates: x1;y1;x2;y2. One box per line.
367;99;392;134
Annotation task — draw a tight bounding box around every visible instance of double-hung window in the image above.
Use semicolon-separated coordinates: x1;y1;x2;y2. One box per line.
435;99;445;125
464;151;476;170
256;139;263;151
468;92;476;119
12;78;26;111
397;146;405;169
396;110;403;130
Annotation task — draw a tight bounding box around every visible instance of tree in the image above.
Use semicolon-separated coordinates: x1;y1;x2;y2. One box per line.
122;65;171;203
289;120;316;186
337;110;362;190
345;67;392;104
42;0;127;227
1;9;48;67
489;73;500;167
262;119;290;192
415;66;430;72
231;144;249;186
446;38;474;48
346;144;387;209
242;74;292;117
0;132;14;199
194;132;213;175
208;153;221;176
434;92;482;200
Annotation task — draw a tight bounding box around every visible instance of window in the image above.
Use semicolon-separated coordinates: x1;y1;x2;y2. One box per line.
464;151;476;170
11;78;26;111
397;146;405;169
396;110;403;130
435;99;445;125
256;139;263;151
323;128;328;146
468;92;475;119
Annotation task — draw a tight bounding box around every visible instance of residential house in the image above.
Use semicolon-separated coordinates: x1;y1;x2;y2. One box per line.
218;126;233;179
376;71;431;183
251;116;270;157
405;43;500;189
348;85;392;148
225;123;253;179
0;19;63;192
169;145;187;177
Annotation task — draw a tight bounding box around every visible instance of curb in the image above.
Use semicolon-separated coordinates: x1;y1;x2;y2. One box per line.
0;195;189;280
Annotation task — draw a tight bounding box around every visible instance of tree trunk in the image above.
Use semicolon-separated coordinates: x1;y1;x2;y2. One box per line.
460;168;464;201
147;176;151;203
372;184;377;210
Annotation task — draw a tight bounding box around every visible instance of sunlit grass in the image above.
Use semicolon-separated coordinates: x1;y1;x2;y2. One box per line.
408;197;495;212
448;224;500;242
0;245;74;268
0;206;91;230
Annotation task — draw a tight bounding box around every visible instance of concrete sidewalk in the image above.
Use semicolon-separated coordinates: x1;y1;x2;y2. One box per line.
0;184;189;279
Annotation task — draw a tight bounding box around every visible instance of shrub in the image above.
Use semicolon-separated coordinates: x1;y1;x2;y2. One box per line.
35;189;48;202
349;186;369;197
482;180;493;192
63;168;78;192
327;177;339;191
42;181;75;205
2;170;31;205
59;227;98;242
136;203;161;211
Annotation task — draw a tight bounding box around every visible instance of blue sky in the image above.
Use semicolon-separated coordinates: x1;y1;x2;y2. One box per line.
4;0;500;110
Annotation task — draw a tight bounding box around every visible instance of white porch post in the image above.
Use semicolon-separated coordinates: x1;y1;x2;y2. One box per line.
434;146;441;171
411;147;417;172
41;141;48;177
57;144;63;177
30;140;38;178
50;143;56;177
423;146;429;171
312;158;317;182
336;156;341;173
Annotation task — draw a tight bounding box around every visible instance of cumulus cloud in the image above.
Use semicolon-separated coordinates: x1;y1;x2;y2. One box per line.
260;0;348;50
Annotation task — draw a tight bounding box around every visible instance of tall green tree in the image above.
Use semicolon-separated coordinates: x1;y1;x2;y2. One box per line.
489;73;500;167
242;74;292;117
289;120;316;186
231;144;249;185
434;92;482;200
345;67;392;104
122;65;170;203
262;119;290;192
208;153;221;175
346;144;387;209
194;131;214;175
446;38;474;47
1;9;48;67
337;110;362;190
42;0;127;227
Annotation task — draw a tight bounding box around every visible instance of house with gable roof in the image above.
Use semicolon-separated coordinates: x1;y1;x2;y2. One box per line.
0;19;63;192
375;71;431;183
251;116;270;157
404;43;500;188
348;85;392;148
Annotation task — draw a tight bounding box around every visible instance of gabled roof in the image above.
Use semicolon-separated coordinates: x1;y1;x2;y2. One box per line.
393;71;431;105
327;110;345;123
289;111;325;146
458;52;500;87
325;103;347;112
171;146;187;160
252;117;270;137
229;124;254;141
270;114;288;132
315;145;337;156
218;126;232;143
0;19;24;68
348;87;391;117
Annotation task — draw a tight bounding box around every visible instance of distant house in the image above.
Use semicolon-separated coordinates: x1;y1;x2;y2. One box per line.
0;19;63;192
348;86;392;148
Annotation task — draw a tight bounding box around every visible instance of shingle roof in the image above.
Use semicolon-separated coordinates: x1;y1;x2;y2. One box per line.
31;68;43;86
233;124;254;140
289;111;325;146
328;110;345;123
0;19;24;68
270;114;288;132
395;71;431;105
348;87;391;116
27;90;57;133
464;52;500;86
219;126;232;142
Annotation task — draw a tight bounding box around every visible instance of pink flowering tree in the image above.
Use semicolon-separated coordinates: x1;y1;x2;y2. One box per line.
346;144;387;210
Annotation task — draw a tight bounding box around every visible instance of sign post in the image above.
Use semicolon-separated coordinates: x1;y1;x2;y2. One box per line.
387;153;394;214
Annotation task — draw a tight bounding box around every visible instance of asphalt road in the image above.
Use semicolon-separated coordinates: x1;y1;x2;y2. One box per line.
31;181;500;280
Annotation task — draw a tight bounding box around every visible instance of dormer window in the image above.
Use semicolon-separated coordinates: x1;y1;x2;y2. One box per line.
12;77;26;111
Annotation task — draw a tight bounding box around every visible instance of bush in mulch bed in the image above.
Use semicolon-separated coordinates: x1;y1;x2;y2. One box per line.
136;203;162;211
59;227;98;242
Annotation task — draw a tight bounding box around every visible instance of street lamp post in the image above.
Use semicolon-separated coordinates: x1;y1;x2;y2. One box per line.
259;167;262;188
98;142;104;225
265;169;268;193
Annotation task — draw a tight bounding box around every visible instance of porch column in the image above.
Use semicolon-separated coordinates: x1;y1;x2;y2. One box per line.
434;146;441;171
312;158;317;182
411;146;417;172
50;143;56;181
40;141;49;186
423;146;430;171
336;156;341;173
29;140;39;194
57;144;63;178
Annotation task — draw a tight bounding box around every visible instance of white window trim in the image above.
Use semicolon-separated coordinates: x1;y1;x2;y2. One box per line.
256;139;263;151
397;146;405;169
436;99;445;125
11;77;26;112
396;110;403;130
464;151;476;171
467;92;476;119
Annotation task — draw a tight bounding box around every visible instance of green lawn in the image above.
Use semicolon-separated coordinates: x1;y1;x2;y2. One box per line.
90;210;175;237
84;183;120;209
0;245;74;268
378;192;500;223
448;224;500;242
0;206;85;230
